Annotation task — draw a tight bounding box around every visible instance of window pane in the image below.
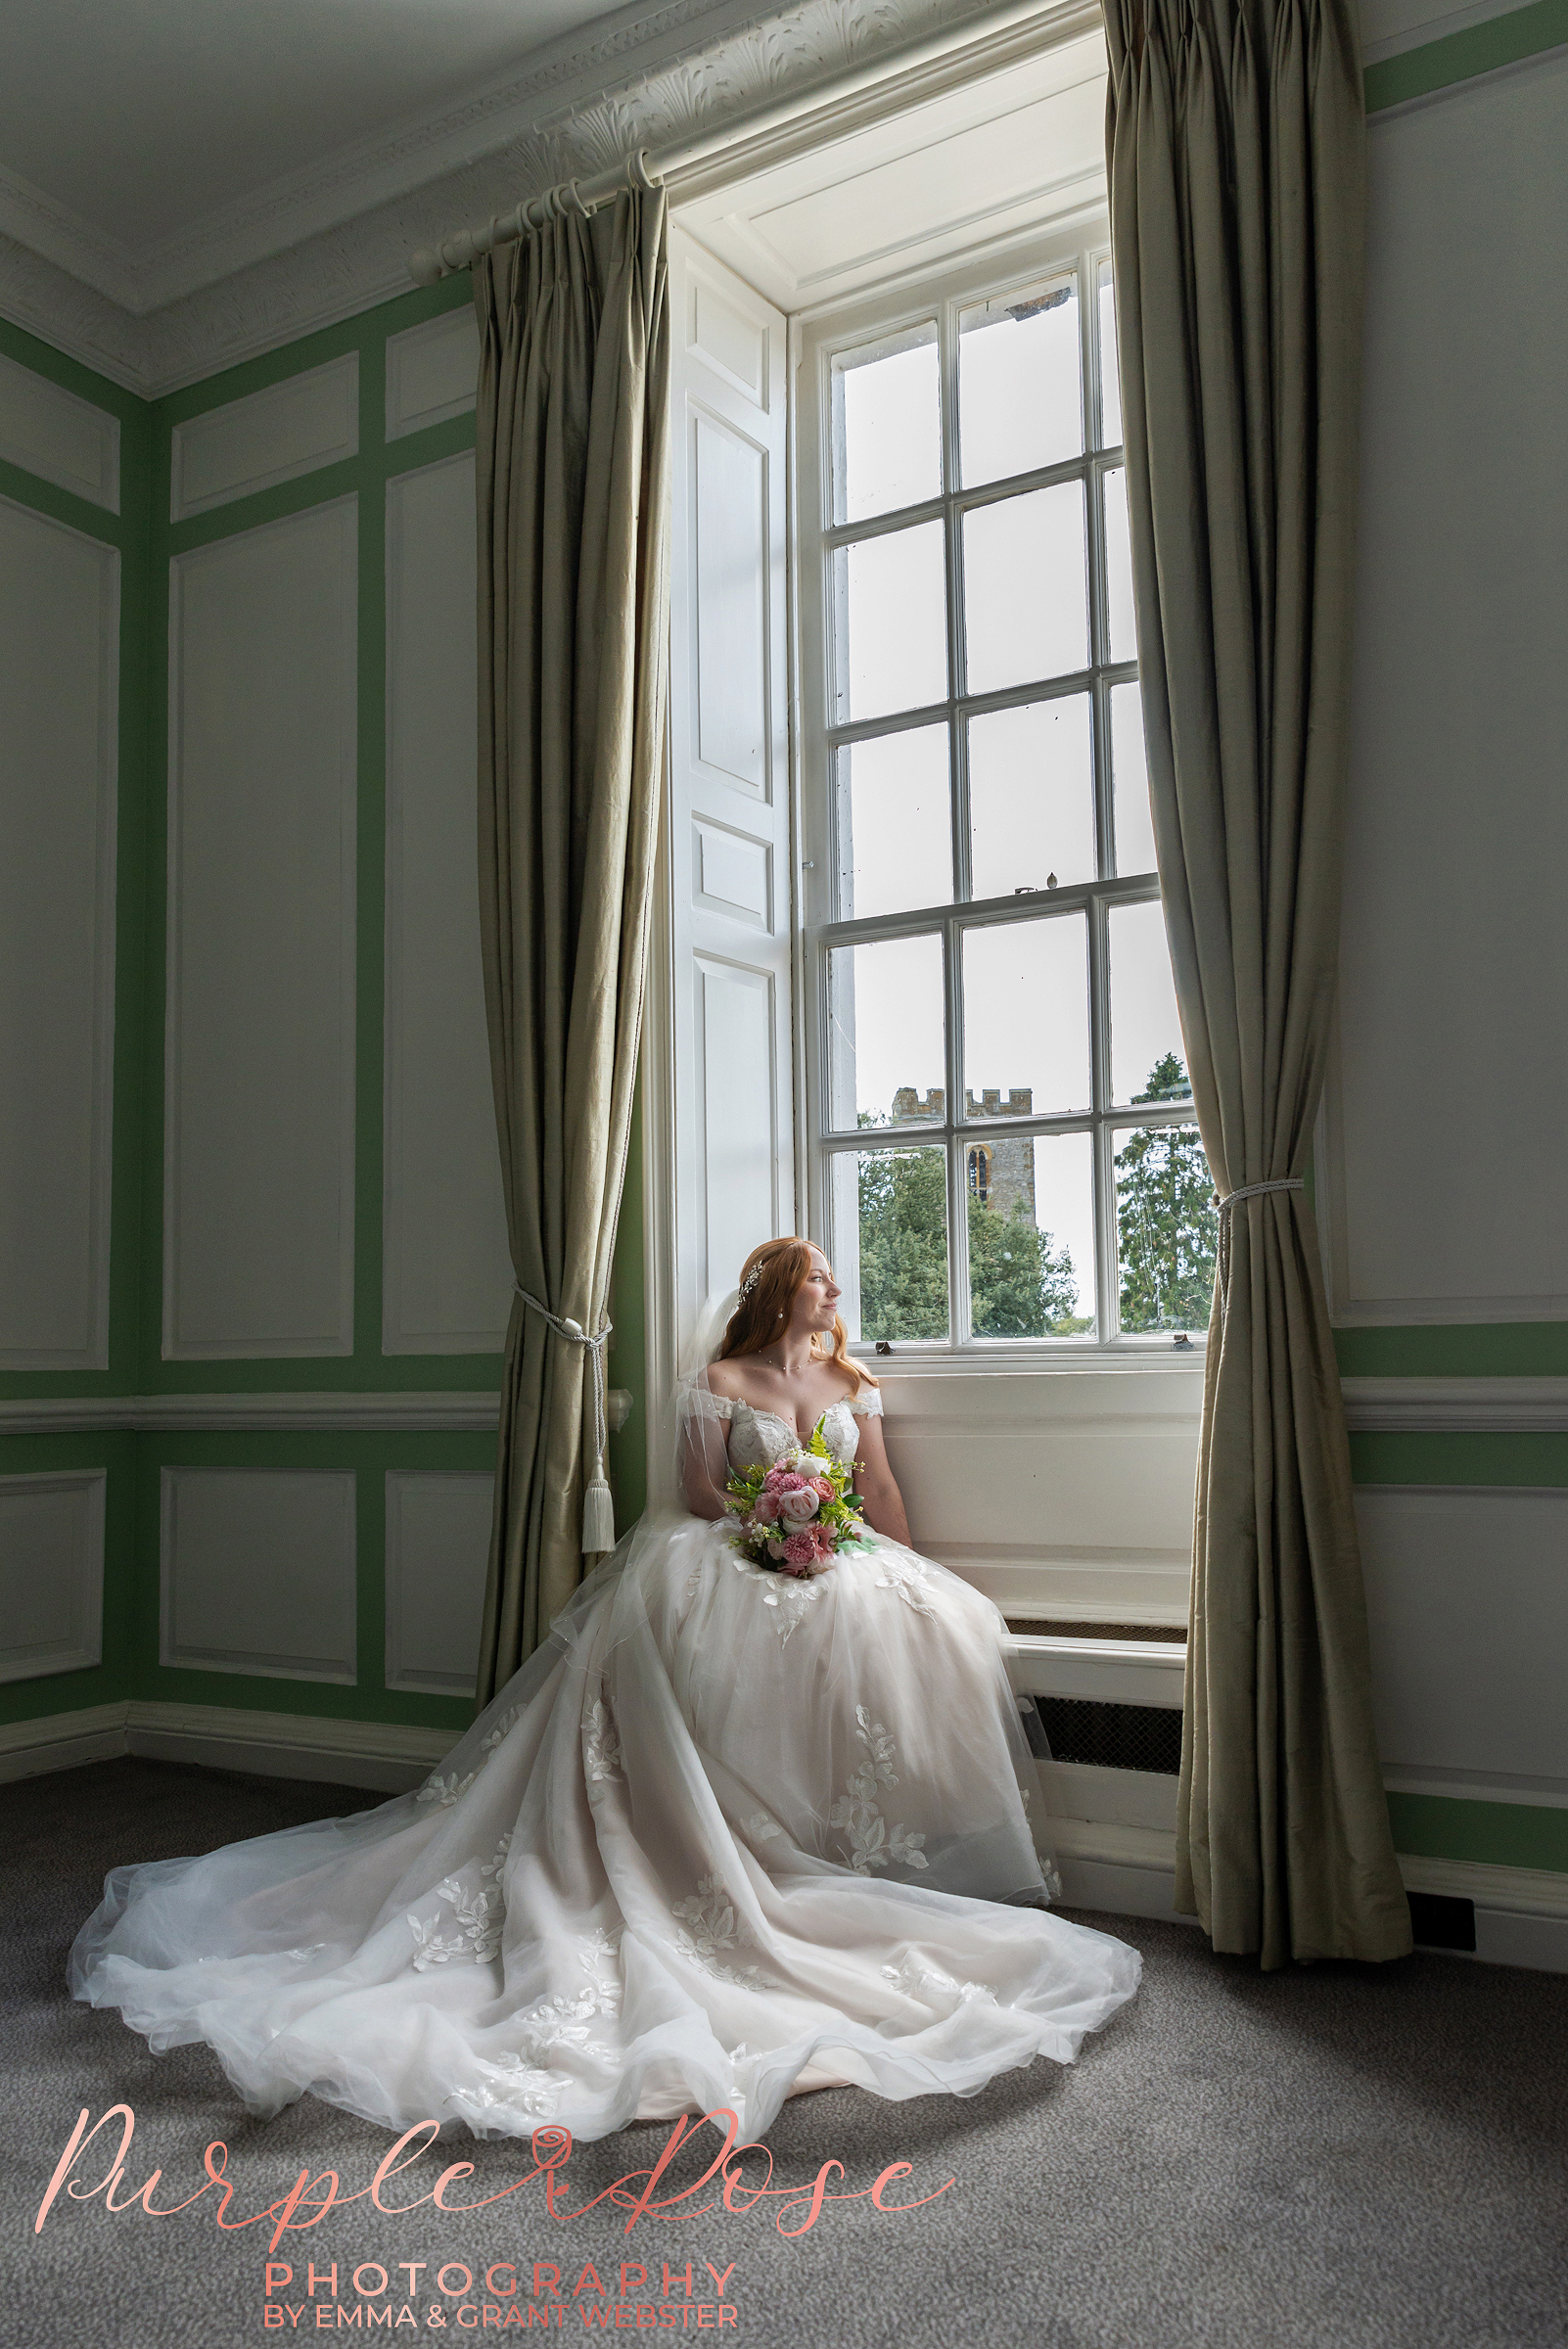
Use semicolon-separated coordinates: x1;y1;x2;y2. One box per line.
958;272;1082;488
834;520;947;722
1097;258;1122;447
836;724;951;920
1114;1123;1216;1333
1108;898;1187;1107
968;694;1094;898
1103;466;1136;662
962;912;1090;1117
832;1145;949;1343
832;322;942;526
962;483;1088;696
827;932;945;1130
1111;682;1155;877
968;1128;1095;1338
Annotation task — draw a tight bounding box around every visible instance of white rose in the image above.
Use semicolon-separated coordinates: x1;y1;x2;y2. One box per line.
778;1488;818;1524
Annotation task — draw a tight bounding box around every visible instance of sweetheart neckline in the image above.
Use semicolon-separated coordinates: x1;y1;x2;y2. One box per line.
730;1394;857;1449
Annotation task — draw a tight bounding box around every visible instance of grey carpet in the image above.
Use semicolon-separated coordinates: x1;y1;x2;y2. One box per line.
3;1758;1565;2349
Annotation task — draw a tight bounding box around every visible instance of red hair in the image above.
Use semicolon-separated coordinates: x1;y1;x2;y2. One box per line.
719;1238;877;1395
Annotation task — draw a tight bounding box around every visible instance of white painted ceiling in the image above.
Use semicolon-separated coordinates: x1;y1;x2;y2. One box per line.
0;0;640;250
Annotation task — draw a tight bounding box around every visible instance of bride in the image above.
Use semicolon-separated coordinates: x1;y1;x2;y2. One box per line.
69;1237;1140;2142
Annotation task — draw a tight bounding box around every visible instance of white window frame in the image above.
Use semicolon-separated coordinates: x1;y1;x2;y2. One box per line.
793;218;1206;1371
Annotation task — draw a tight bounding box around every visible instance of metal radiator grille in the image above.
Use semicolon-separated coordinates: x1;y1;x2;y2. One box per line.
1033;1695;1183;1775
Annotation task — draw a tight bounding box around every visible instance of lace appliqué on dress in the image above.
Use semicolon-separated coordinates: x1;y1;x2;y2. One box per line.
671;1874;763;1986
881;1953;996;2008
831;1706;929;1875
416;1768;479;1811
728;1550;827;1642
457;1930;624;2123
416;1699;526;1809
872;1549;936;1616
407;1831;512;1971
583;1691;623;1784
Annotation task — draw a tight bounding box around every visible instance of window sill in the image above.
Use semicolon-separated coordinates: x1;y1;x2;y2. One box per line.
855;1345;1207;1385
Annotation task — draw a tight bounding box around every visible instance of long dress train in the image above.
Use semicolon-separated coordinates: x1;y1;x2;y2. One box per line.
69;1391;1140;2141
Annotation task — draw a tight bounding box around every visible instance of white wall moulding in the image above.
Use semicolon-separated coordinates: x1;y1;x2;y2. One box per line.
881;1367;1203;1624
0;1470;106;1685
1327;53;1568;1328
385;308;480;439
1341;1378;1568;1432
384;1470;493;1698
1358;1486;1568;1798
168;352;359;520
0;1392;502;1433
1383;1762;1568;1810
1357;0;1540;68
1039;1758;1178;1834
0;498;118;1372
383;451;512;1356
160;1466;357;1683
0;349;119;509
164;497;358;1360
1398;1855;1568;1976
0;1699;129;1784
1013;1634;1187;1709
337;1369;1561;1443
0;1701;448;1793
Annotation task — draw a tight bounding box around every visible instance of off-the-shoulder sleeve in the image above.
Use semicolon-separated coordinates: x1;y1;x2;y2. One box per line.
849;1388;884;1418
679;1384;734;1424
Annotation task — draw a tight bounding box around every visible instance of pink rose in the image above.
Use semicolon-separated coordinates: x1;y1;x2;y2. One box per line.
811;1476;834;1500
778;1486;818;1525
782;1530;818;1571
751;1491;778;1523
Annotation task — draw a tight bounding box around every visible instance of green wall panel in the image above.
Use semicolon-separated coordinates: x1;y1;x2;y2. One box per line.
1365;0;1568;112
1389;1791;1568;1874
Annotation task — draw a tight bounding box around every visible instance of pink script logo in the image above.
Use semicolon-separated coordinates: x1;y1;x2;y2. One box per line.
34;2106;955;2252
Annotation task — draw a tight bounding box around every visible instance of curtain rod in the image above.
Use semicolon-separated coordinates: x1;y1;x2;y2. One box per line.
407;149;664;285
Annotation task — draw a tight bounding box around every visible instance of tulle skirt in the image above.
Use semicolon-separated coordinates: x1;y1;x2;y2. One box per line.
69;1511;1141;2142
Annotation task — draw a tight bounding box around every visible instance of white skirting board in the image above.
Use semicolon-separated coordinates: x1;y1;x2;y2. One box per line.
2;1705;1564;1973
0;1700;447;1795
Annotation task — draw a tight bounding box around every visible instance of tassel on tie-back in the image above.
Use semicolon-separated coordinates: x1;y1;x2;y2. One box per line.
514;1287;616;1555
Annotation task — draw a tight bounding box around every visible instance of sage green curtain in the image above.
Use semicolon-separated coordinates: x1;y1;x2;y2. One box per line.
471;188;671;1705
1103;0;1411;1964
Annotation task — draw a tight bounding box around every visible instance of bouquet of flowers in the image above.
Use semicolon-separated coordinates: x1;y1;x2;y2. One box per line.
725;1417;870;1577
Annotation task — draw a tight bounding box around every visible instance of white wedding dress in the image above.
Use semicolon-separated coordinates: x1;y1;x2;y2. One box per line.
69;1388;1140;2142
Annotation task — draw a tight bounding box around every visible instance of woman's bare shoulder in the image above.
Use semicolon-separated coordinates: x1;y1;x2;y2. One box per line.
703;1359;750;1401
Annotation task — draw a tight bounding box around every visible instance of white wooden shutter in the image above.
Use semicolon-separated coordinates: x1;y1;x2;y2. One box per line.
662;226;795;1369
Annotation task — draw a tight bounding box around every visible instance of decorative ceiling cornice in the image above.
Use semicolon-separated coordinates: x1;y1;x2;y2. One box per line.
0;0;1018;396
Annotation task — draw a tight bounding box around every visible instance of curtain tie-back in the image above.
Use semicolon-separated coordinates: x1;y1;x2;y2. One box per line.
1212;1179;1306;1302
515;1288;617;1555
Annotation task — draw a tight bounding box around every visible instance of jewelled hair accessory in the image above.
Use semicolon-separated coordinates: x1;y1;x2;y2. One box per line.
738;1262;761;1300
